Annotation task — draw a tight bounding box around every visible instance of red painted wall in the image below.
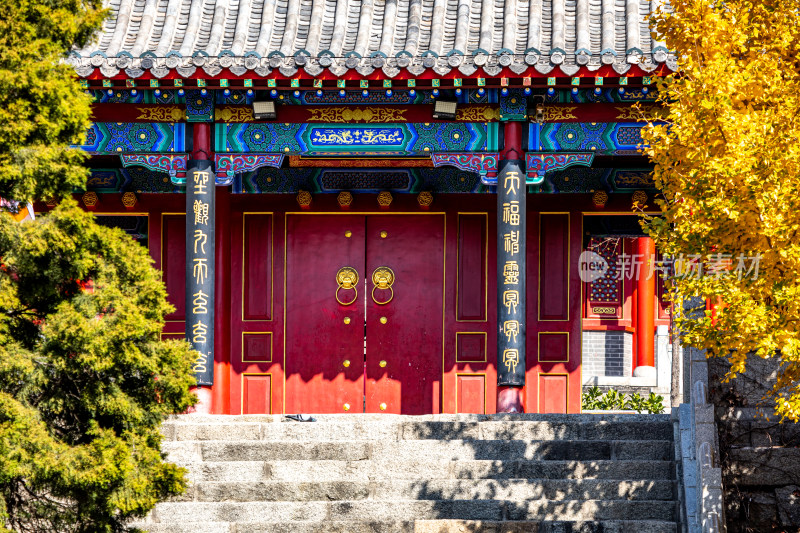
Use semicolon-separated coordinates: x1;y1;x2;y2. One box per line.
66;192;654;414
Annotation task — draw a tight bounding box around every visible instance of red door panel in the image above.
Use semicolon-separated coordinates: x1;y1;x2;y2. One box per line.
230;212;283;415
457;214;487;321
161;214;186;321
443;206;498;415
457;374;486;414
539;374;568;413
365;215;444;414
285;215;366;414
526;210;582;413
243;374;272;414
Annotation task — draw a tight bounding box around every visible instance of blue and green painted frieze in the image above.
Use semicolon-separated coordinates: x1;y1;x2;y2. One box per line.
529;122;645;152
81;122;185;153
85;165;653;196
214;122;498;154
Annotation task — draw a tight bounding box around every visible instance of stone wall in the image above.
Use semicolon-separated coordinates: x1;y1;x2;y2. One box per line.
709;356;800;532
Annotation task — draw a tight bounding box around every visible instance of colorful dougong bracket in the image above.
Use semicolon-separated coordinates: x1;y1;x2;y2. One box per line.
525;152;595;185
214;154;285;185
430;153;499;184
121;154;188;183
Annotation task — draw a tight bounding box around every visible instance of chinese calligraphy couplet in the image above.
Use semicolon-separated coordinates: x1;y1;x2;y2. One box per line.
186;160;215;386
497;159;526;387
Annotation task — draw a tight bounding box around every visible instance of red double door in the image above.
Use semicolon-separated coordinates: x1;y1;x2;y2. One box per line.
285;214;445;414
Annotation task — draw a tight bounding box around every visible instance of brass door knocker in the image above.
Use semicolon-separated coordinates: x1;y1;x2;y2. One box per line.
371;266;395;305
335;267;359;306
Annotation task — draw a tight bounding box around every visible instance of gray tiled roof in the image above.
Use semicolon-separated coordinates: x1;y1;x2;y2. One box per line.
71;0;676;79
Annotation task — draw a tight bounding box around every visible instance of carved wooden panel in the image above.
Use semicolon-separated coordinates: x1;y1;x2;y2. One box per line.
539;374;568;413
457;374;486;414
443;199;497;416
242;374;271;414
243;214;273;321
527;208;582;414
242;332;272;363
457;214;487;321
539;214;570;321
162;214;186;321
456;332;486;363
538;332;569;363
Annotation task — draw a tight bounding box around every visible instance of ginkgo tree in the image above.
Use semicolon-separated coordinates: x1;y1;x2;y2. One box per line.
644;0;800;420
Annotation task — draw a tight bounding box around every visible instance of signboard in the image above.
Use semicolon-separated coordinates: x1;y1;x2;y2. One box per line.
497;159;526;386
186;160;215;385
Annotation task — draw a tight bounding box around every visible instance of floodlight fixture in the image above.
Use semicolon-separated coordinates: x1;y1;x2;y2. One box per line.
432;100;457;120
252;101;277;120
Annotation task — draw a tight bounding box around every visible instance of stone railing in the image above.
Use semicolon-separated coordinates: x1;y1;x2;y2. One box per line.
675;342;725;532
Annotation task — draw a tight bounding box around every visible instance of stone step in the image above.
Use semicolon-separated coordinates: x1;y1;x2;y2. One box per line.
168;414;672;424
180;459;675;483
187;479;675;502
163;439;673;463
163;419;674;442
146;499;676;523
133;519;678;533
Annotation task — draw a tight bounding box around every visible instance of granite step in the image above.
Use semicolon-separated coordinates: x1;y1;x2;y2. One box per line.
133;519;678;533
145;499;677;523
178;459;675;483
166;414;673;424
187;478;676;502
162;439;673;463
162;418;674;442
143;414;678;532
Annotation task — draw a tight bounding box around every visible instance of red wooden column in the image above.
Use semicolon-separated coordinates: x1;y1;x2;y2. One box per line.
497;120;526;413
213;184;231;414
633;236;656;377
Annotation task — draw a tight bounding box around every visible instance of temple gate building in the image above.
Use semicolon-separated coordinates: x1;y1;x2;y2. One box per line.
63;0;678;415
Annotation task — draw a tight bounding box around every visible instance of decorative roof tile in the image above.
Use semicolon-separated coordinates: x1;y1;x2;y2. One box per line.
71;0;675;79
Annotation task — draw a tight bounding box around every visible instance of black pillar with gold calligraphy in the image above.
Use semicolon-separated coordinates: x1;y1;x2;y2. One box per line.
497;159;526;387
186;160;215;385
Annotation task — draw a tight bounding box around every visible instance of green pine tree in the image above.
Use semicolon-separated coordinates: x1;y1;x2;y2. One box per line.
0;1;199;531
0;0;105;202
0;203;198;532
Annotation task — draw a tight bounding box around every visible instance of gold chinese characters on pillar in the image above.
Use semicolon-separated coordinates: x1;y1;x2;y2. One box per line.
497;160;526;386
185;161;215;386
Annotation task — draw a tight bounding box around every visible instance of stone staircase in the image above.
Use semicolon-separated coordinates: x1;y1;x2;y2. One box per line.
134;413;679;533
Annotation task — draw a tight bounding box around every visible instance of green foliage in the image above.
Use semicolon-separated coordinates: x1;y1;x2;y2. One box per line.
582;386;666;414
0;202;198;532
643;0;800;420
0;1;198;530
598;389;628;411
627;392;666;415
581;385;604;409
0;0;106;202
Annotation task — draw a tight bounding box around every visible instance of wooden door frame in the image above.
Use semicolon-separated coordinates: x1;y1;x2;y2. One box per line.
284;211;446;414
225;193;502;415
